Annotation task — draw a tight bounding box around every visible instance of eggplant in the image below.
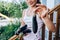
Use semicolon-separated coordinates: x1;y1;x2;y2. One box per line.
32;15;38;34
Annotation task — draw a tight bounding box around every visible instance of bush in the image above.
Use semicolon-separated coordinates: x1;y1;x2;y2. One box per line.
0;1;28;18
0;22;20;40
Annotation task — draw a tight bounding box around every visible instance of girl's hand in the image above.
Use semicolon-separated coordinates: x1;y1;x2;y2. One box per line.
35;4;49;18
20;18;25;26
41;8;48;18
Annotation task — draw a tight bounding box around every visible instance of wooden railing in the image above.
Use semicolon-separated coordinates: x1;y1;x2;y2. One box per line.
48;4;60;14
0;13;13;22
9;4;60;40
42;4;60;40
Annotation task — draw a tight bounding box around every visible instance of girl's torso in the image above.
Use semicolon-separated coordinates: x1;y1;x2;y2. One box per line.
23;8;43;40
23;8;43;30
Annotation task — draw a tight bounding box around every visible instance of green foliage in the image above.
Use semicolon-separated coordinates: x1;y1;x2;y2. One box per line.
0;1;28;40
0;22;20;40
22;1;28;9
0;1;28;18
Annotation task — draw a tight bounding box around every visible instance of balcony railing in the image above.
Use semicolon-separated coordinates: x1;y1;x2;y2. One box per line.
8;4;60;40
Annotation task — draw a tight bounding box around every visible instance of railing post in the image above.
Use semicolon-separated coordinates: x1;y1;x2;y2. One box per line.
42;23;45;40
49;13;53;40
55;9;60;40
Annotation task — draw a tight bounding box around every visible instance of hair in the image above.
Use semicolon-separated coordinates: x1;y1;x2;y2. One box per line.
36;0;41;4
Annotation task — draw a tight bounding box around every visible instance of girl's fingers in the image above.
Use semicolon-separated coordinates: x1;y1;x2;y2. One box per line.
33;7;41;11
20;18;25;26
35;4;47;13
36;4;47;9
34;4;49;18
41;9;49;18
34;7;43;13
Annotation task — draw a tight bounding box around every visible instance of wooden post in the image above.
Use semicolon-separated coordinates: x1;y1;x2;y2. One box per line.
42;23;45;40
55;9;60;40
49;13;53;40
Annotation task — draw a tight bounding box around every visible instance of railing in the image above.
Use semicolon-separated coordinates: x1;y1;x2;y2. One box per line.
8;4;60;40
0;13;14;22
42;4;60;40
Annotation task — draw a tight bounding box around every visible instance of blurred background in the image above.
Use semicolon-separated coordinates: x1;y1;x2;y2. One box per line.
0;0;28;40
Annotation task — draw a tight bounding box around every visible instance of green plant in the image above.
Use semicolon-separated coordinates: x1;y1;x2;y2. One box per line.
0;22;20;40
0;1;28;18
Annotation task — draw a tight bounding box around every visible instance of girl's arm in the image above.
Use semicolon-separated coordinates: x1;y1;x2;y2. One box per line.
40;8;55;32
35;4;55;32
41;14;55;32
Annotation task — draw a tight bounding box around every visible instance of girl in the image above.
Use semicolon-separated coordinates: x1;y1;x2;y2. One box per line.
9;0;55;40
20;0;55;40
